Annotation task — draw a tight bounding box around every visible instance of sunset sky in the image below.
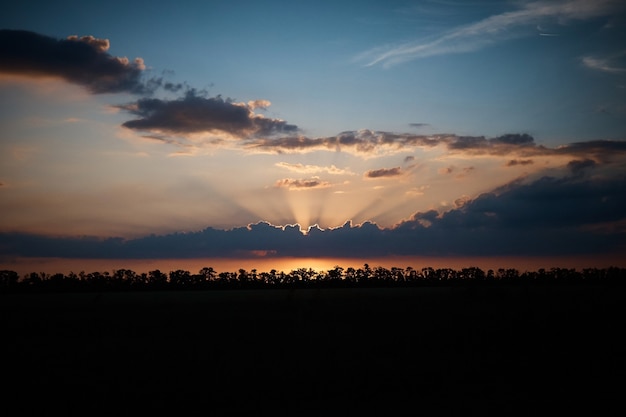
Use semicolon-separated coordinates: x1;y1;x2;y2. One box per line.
1;0;625;273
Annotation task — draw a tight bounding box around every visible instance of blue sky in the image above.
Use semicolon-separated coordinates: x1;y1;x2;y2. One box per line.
1;0;625;271
5;0;624;139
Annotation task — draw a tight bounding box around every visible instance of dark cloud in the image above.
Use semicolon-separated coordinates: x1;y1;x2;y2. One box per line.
391;174;626;256
365;167;402;178
505;159;534;167
246;130;442;154
409;123;430;128
0;29;148;94
492;133;534;146
120;90;298;138
274;177;331;190
247;131;548;156
445;133;540;155
2;173;624;259
142;77;186;94
567;158;597;174
446;135;488;150
199;120;626;160
555;140;626;162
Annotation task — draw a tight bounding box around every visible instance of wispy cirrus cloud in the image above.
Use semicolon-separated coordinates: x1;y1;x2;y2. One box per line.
358;0;624;67
582;53;626;74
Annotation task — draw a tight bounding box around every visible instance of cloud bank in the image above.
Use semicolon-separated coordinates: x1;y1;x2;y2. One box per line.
2;169;624;259
247;130;626;161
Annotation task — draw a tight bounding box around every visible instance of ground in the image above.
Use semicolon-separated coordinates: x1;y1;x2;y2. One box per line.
2;285;625;416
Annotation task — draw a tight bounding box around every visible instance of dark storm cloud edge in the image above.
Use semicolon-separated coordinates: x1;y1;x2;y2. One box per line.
2;172;625;259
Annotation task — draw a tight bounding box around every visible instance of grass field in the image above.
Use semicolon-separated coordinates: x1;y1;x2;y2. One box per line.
2;285;625;416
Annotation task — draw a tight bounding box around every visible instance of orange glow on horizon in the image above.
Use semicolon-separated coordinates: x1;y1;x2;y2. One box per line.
2;255;625;276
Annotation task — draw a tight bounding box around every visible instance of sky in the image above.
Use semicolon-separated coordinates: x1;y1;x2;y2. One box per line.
1;0;626;273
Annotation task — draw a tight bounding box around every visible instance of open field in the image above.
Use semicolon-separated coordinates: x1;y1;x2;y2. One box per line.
2;285;625;416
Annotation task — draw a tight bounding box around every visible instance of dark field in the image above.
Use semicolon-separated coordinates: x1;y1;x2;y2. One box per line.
2;285;625;416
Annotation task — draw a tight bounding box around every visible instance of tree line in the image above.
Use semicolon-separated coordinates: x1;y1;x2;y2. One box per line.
1;264;625;293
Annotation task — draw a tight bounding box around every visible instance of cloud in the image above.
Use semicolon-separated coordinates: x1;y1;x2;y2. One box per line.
554;139;626;162
246;131;566;158
582;54;626;74
247;99;272;110
391;173;626;255
0;29;148;94
364;167;402;179
275;162;353;175
2;171;624;259
405;185;429;197
120;89;299;138
506;159;534;167
359;0;624;67
446;133;538;154
246;129;442;155
567;158;597;174
274;177;332;191
438;165;475;178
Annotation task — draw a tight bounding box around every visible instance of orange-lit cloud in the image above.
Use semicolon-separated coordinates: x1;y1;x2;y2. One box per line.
274;177;332;191
275;162;354;175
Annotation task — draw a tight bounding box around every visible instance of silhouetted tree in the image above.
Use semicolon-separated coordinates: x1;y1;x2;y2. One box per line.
237;269;249;284
1;264;624;293
148;269;167;289
391;267;405;282
327;266;344;282
0;270;19;291
169;269;191;287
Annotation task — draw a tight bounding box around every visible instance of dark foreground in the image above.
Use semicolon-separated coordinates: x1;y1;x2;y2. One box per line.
2;285;625;416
